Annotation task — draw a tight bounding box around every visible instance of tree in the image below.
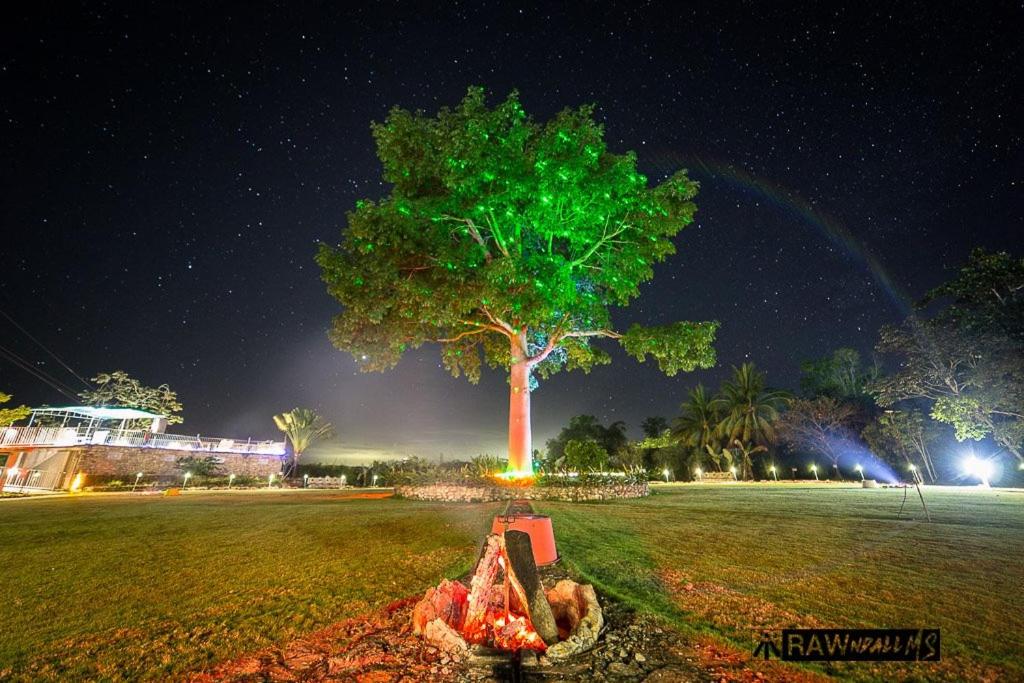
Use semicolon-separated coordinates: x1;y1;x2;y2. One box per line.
273;408;335;478
599;420;629;458
799;347;878;407
546;415;629;465
640;416;668;439
563;439;608;471
776;397;860;469
713;364;787;451
546;415;603;464
730;439;767;481
872;321;1024;463
919;248;1023;342
0;392;30;426
317;88;718;474
79;371;183;425
671;385;720;470
861;410;939;481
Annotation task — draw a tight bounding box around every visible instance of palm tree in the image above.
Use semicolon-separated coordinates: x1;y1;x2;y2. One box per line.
713;363;787;452
672;385;721;471
731;439;768;481
273;408;334;479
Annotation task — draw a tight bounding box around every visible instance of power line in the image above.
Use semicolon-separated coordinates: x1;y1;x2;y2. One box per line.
0;344;80;401
0;308;92;389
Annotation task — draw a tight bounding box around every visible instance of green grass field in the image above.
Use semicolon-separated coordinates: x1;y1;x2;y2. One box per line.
0;485;1021;681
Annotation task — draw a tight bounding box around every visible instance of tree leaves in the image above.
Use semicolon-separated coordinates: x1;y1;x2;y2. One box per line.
79;371;184;424
621;322;719;376
318;87;717;386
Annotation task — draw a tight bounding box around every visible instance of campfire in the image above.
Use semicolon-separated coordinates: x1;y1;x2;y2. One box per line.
412;530;603;661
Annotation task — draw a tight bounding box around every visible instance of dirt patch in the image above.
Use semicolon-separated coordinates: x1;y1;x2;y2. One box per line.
188;597;464;682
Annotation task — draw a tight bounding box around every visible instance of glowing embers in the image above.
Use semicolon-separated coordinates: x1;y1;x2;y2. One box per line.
412;532;603;658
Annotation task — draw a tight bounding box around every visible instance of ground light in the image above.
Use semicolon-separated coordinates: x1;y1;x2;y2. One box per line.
962;455;994;487
810;464;818;481
694;467;702;481
908;463;923;485
303;473;309;488
341;474;347;487
182;471;192;489
662;468;670;482
729;466;737;481
228;473;236;489
769;464;778;481
69;472;83;492
268;473;275;488
372;474;379;487
855;464;865;481
132;471;143;492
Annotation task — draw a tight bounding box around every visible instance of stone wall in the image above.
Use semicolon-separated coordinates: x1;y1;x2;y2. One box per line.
394;481;648;502
75;445;284;482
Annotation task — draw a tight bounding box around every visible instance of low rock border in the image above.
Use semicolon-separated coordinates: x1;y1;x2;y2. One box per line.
394;482;648;502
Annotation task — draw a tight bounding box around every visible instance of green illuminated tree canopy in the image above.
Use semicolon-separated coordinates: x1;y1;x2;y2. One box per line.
317;88;718;472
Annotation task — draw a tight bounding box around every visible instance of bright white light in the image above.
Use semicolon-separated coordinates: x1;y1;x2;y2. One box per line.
963;455;994;485
730;466;737;473
694;467;702;476
769;465;776;472
810;464;817;471
908;463;916;471
855;464;863;472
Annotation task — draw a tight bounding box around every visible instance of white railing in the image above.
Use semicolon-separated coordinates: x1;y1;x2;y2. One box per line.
1;468;65;492
0;425;284;455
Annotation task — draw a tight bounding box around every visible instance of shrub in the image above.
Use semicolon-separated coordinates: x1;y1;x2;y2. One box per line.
563;439;608;471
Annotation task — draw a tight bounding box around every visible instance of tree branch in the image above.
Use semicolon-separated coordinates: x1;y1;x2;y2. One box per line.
563;329;623;339
479;306;516;337
441;214;494;262
436;328;490;343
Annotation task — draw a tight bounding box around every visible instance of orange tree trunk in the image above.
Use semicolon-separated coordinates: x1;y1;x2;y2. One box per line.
507;335;532;474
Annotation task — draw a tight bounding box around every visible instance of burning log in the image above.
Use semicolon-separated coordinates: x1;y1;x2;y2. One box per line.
411;579;467;635
503;530;559;645
463;534;504;643
412;532;602;657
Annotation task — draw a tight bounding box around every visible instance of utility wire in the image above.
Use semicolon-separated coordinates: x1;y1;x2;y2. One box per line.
0;344;80;401
0;342;80;395
0;308;92;389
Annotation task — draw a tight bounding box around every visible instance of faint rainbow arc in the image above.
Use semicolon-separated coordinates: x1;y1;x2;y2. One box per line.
649;151;915;316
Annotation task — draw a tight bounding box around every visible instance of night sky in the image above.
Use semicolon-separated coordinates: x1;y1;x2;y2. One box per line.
2;3;1019;462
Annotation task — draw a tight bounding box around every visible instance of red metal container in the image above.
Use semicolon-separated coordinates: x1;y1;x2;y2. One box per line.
491;513;559;566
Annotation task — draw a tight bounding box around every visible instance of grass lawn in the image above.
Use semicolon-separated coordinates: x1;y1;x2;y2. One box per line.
0;491;499;681
1;485;1022;681
538;483;1024;681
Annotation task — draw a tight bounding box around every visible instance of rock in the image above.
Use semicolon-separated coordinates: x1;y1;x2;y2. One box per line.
520;651;540;667
423;618;469;653
635;653;646;663
544;581;604;661
606;661;642;677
